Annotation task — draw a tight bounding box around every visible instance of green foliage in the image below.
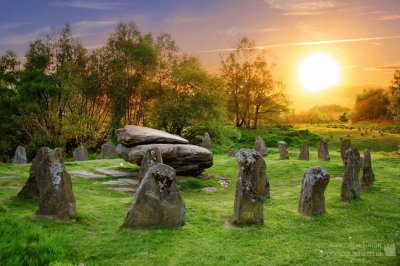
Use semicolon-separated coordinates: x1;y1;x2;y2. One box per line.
352;88;390;122
388;70;400;123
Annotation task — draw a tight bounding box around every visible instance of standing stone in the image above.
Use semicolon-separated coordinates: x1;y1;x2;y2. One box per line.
298;141;309;160
317;140;330;161
254;136;267;156
12;146;27;164
17;150;42;199
341;148;361;201
73;145;88;161
361;149;374;188
35;147;76;219
201;132;212;150
123;164;185;228
228;148;236;157
100;142;116;159
233;149;269;225
138;147;163;184
298;167;330;216
277;141;289;160
340;139;352;163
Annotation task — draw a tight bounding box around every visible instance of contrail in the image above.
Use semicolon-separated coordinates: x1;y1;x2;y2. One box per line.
199;35;400;53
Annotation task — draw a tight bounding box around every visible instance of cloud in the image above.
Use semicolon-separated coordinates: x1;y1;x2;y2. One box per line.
0;27;51;45
49;0;124;10
365;63;400;71
73;19;117;30
282;11;323;16
377;15;400;21
218;27;280;36
200;35;400;53
0;22;29;30
265;0;341;11
166;16;201;24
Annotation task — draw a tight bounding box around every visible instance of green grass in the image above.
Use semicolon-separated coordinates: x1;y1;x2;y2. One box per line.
0;127;399;265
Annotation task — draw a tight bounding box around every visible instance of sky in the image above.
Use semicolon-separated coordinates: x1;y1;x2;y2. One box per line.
1;0;400;109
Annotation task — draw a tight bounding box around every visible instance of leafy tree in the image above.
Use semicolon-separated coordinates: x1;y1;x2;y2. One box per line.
352;88;389;122
388;70;400;123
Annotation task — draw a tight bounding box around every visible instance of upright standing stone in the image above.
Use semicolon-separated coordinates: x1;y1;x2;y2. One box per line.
138;147;163;184
201;132;212;150
341;148;361;201
123;164;185;228
277;141;289;160
361;149;374;188
233;149;269;225
12;146;27;164
17;150;41;199
298;141;309;160
73;145;88;161
340;139;352;163
35;147;76;219
298;167;330;216
254;136;268;156
100;142;116;159
228;148;236;157
317;140;330;161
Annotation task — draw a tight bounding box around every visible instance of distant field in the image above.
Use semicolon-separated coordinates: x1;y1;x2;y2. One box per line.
1;136;399;265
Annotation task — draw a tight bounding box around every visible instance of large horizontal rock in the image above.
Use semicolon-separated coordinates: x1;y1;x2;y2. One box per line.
116;143;213;176
116;125;189;146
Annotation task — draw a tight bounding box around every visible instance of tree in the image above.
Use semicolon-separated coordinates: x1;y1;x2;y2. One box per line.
389;70;400;123
352;88;389;122
220;37;288;128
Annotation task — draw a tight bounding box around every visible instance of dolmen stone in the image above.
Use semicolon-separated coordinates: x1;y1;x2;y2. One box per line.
73;145;88;161
123;163;185;228
341;147;361;202
361;149;374;188
116;125;213;176
12;145;27;164
116;125;189;146
298;167;330;216
254;136;267;156
201;132;212;150
228;148;236;157
35;147;75;219
100;142;116;159
340;139;352;163
277;141;289;160
298;141;309;160
317;140;330;161
138;147;163;184
233;149;270;225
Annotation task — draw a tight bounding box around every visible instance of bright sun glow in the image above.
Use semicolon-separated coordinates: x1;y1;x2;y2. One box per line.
298;53;340;92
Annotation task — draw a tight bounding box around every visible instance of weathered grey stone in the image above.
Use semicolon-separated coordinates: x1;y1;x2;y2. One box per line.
298;141;309;160
228;148;236;157
100;142;116;159
94;168;138;177
68;170;104;178
12;146;27;164
277;141;289;160
361;149;374;188
17;149;42;199
341;148;361;202
201;132;212;150
233;149;269;225
101;178;138;186
123;164;185;228
202;187;217;193
317;140;330;161
340;139;352;163
138;147;163;184
116;143;213;176
35;147;76;219
116;125;189;146
298;167;330;216
254;136;267;156
73;145;88;161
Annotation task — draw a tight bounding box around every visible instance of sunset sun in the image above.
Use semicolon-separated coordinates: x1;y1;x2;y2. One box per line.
298;53;340;92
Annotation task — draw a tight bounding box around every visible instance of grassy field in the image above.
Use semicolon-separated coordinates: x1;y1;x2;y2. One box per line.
1;126;399;265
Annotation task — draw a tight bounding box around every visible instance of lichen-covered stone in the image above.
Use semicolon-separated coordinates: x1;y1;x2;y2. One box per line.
17;150;42;199
201;132;212;150
298;141;309;160
340;139;352;163
361;149;374;188
233;149;269;225
298;167;330;216
73;145;88;161
228;148;236;157
12;146;27;164
254;136;267;156
35;147;76;219
277;141;289;160
317;140;330;161
100;142;116;159
341;148;361;202
123;164;185;228
138;147;163;184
